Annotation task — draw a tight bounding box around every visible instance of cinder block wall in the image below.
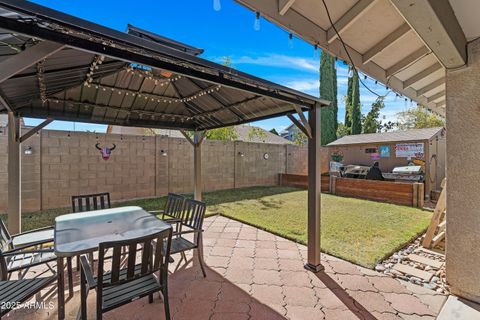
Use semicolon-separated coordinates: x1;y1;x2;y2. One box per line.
0;127;41;212
40;130;157;209
0;128;315;213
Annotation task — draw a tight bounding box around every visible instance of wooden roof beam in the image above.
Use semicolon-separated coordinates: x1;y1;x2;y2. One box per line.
19;118;53;143
0;41;64;84
0;94;13;113
363;24;411;64
403;62;442;89
234;0;443;115
427;90;445;103
278;0;295;15
386;46;430;77
417;78;445;96
390;0;467;68
327;0;377;44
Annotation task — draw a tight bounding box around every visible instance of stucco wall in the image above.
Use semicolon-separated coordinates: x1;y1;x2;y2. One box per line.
445;37;480;304
0;128;312;213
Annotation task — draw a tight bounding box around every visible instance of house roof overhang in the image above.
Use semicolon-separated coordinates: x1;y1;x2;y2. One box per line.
0;0;330;131
235;0;478;117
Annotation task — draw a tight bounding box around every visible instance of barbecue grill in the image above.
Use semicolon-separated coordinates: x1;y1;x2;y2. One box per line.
382;165;424;182
340;165;370;179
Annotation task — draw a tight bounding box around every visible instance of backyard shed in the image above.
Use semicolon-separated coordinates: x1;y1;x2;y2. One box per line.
327;127;446;199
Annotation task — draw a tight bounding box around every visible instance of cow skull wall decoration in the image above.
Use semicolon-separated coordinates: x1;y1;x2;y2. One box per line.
95;143;116;160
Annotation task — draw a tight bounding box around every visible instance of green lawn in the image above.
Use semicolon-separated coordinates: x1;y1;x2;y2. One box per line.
1;186;432;268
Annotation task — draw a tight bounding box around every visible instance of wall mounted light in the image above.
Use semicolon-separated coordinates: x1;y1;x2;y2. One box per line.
238;151;244;157
263;153;269;160
24;146;33;155
161;149;168;157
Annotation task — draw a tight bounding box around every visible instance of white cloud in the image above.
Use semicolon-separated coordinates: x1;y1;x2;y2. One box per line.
337;76;349;85
225;53;319;72
284;79;319;92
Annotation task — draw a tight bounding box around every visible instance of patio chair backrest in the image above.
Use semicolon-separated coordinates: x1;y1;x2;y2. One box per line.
0;251;7;281
96;227;172;294
71;192;111;213
0;219;12;253
164;193;185;219
181;199;206;232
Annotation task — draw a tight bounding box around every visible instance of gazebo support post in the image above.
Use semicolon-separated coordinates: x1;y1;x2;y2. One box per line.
182;130;206;201
305;103;324;272
193;130;206;201
7;112;21;234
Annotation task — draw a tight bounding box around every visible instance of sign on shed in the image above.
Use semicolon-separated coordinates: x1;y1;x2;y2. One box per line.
395;143;424;159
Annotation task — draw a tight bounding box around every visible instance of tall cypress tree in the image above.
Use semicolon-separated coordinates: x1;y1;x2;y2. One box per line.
319;51;337;145
350;71;362;134
332;58;338;134
344;76;353;131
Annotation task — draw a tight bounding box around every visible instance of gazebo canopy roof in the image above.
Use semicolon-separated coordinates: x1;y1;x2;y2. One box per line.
0;0;329;131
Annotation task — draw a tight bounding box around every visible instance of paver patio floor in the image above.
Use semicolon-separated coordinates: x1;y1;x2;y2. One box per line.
7;215;446;319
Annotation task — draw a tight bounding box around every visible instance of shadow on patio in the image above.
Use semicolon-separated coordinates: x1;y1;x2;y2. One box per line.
7;215;445;320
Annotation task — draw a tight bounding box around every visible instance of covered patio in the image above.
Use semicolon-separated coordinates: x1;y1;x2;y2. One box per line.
0;1;467;319
0;1;338;319
8;215;445;320
0;0;328;274
234;0;480;315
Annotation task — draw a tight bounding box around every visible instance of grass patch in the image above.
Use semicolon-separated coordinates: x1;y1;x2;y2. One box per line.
205;186;432;268
0;186;431;268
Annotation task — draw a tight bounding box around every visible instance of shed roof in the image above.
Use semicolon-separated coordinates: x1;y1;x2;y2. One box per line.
0;1;329;131
327;127;444;147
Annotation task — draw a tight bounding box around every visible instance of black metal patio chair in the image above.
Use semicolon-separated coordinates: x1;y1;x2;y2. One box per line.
0;219;75;305
0;218;53;250
0;219;72;284
0;274;57;319
72;192;111;213
79;227;172;320
149;193;185;226
71;192;111;269
169;199;207;277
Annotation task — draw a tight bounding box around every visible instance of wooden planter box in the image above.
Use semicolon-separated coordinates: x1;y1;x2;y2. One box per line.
279;174;424;208
279;173;330;192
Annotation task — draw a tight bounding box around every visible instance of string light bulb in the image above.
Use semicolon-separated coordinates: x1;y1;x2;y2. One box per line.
313;44;319;58
288;33;293;49
333;57;337;70
348;66;354;78
254;12;261;31
213;0;221;11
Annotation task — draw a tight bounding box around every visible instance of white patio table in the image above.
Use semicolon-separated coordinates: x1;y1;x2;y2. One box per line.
54;206;171;320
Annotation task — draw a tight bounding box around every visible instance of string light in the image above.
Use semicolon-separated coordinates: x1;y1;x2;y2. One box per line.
288;33;293;49
45;98;194;122
83;55;105;86
254;12;261;31
37;59;47;104
126;66;182;86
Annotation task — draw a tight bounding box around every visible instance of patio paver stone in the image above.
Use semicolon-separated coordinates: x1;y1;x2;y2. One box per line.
6;215;445;320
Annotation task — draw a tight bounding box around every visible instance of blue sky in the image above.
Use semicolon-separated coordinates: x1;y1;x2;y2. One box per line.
27;0;413;133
